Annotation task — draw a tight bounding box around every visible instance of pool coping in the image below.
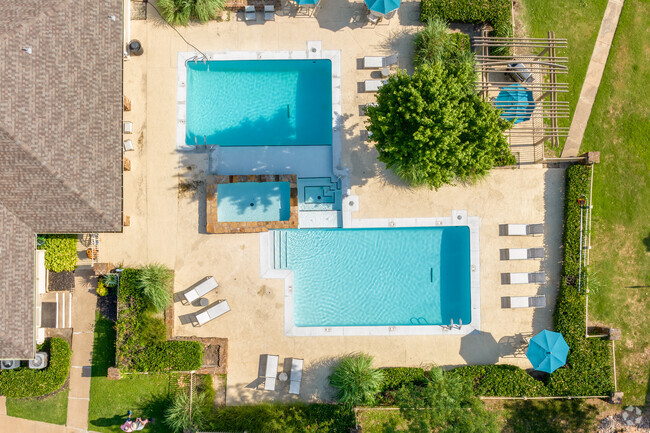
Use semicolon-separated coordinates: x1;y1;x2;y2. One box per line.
260;211;481;336
176;42;348;193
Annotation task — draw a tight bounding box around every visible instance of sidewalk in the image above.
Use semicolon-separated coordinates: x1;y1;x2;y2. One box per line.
0;413;99;433
561;0;625;157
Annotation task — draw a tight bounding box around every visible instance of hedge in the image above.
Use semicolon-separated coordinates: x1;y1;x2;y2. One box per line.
116;268;203;372
420;0;512;39
448;365;548;397
37;234;78;272
379;367;428;393
0;338;71;398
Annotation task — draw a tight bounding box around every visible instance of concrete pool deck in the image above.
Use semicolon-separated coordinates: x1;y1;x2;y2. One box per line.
101;2;565;404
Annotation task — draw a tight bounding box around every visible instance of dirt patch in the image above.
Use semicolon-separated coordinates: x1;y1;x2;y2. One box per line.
48;271;75;291
97;289;118;322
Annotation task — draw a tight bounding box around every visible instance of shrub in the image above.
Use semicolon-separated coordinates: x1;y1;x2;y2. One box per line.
103;273;119;288
137;263;174;312
448;365;548;397
38;234;78;272
116;268;203;372
96;279;108;297
165;390;208;433
420;0;512;41
158;0;225;26
366;62;515;189
379;367;427;393
0;338;71;398
329;353;384;409
414;16;471;67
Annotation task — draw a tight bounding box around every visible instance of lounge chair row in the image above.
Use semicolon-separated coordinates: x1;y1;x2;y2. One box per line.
500;248;545;260
502;295;546;308
500;223;544;236
501;272;546;285
263;355;303;395
245;4;275;21
363;54;398;92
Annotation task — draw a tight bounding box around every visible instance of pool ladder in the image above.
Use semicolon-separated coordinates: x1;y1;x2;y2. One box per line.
443;318;463;331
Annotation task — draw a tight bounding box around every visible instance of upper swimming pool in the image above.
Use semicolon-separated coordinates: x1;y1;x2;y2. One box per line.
274;227;471;327
186;60;332;146
217;182;290;222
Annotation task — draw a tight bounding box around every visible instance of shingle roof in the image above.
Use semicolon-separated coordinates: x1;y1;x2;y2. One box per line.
0;0;123;359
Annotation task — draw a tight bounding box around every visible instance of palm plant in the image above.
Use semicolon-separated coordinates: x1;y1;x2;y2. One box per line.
329;353;384;409
192;0;226;22
137;263;174;312
165;391;208;433
158;0;192;26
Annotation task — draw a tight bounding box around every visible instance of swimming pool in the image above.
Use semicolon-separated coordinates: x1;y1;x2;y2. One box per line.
186;60;332;146
217;182;290;222
274;227;471;328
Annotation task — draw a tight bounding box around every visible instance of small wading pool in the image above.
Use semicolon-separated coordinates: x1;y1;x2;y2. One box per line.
185;59;332;146
217;182;290;222
275;226;471;327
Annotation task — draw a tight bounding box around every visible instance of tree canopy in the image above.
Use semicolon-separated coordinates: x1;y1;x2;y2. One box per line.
366;50;515;190
383;368;499;433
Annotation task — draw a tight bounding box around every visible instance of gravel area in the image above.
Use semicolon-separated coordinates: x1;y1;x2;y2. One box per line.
598;406;650;433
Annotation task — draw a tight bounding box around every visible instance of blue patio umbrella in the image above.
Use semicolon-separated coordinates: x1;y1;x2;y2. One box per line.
526;330;570;373
494;83;535;124
295;0;319;5
364;0;401;15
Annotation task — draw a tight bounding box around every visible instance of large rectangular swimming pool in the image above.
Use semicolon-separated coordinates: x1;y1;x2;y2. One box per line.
275;227;471;327
186;60;332;146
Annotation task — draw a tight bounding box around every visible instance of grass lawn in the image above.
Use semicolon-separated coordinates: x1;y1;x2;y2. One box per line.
5;389;69;425
518;0;609;156
578;0;650;405
357;408;407;432
88;312;174;433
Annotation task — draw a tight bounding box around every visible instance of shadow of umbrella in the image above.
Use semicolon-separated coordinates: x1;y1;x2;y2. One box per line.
459;330;500;365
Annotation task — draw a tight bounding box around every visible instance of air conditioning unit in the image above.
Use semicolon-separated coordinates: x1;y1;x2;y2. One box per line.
28;352;48;370
1;360;20;370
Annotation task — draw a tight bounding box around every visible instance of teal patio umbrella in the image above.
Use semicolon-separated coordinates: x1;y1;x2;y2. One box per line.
364;0;401;15
526;330;570;373
295;0;319;5
495;83;535;124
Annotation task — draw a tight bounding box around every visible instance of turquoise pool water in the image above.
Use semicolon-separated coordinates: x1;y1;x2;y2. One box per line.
217;182;290;222
275;227;471;327
186;60;332;146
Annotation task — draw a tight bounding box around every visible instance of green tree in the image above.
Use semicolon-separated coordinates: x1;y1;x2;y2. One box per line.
366;62;515;189
137;263;174;312
329;353;384;409
384;368;499;433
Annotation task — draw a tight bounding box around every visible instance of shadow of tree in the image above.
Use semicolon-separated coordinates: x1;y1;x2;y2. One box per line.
502;399;599;433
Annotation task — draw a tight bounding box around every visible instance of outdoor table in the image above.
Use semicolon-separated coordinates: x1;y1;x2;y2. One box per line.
278;372;289;382
199;297;209;307
381;67;390;77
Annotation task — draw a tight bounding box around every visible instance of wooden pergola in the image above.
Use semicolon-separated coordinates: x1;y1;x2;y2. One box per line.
473;31;569;164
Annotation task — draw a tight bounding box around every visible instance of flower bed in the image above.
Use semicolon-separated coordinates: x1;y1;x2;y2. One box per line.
0;338;71;398
420;0;512;39
116;268;203;372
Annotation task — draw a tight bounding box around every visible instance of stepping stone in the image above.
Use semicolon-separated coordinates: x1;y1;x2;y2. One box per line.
635;417;643;424
622;412;629;420
626;405;635;412
635;407;642;415
626;420;634;426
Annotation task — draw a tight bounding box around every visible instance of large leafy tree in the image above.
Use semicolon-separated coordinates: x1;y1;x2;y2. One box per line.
383;368;499;433
366;61;515;189
329;353;384;409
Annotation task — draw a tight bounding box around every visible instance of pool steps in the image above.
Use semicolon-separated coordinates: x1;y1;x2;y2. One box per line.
297;177;342;211
272;230;289;269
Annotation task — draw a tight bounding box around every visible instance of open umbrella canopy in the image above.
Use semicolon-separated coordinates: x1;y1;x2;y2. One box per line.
364;0;401;15
295;0;319;5
495;83;535;124
526;330;570;373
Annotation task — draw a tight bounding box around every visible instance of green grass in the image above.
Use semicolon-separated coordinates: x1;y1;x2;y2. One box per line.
357;408;407;433
5;389;69;425
578;0;650;405
492;399;600;433
88;312;174;433
518;0;609;155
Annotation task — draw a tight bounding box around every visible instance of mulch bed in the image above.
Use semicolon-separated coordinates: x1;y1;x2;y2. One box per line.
48;271;75;291
97;288;118;322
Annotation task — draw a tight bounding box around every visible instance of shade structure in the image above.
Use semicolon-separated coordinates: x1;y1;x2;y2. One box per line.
495;84;535;124
526;330;570;373
295;0;319;5
364;0;401;15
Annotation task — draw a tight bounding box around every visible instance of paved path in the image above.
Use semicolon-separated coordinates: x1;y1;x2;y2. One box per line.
562;0;625;157
0;413;99;433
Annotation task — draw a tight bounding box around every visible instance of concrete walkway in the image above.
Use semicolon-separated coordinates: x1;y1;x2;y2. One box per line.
0;413;97;433
561;0;625;157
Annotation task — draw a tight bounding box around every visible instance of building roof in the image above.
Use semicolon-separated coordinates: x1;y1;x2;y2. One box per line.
0;0;123;359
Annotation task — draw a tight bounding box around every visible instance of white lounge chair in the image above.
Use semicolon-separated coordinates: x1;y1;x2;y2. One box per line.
245;5;256;21
123;140;134;152
500;224;544;236
500;248;545;260
264;355;279;391
501;272;546;285
364;79;387;92
367;13;380;25
502;295;547;308
289;358;303;395
264;4;274;20
183;276;218;304
194;300;230;326
123;121;133;134
363;53;398;69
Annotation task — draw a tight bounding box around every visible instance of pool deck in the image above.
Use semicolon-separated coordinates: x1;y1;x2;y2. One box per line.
101;1;566;404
